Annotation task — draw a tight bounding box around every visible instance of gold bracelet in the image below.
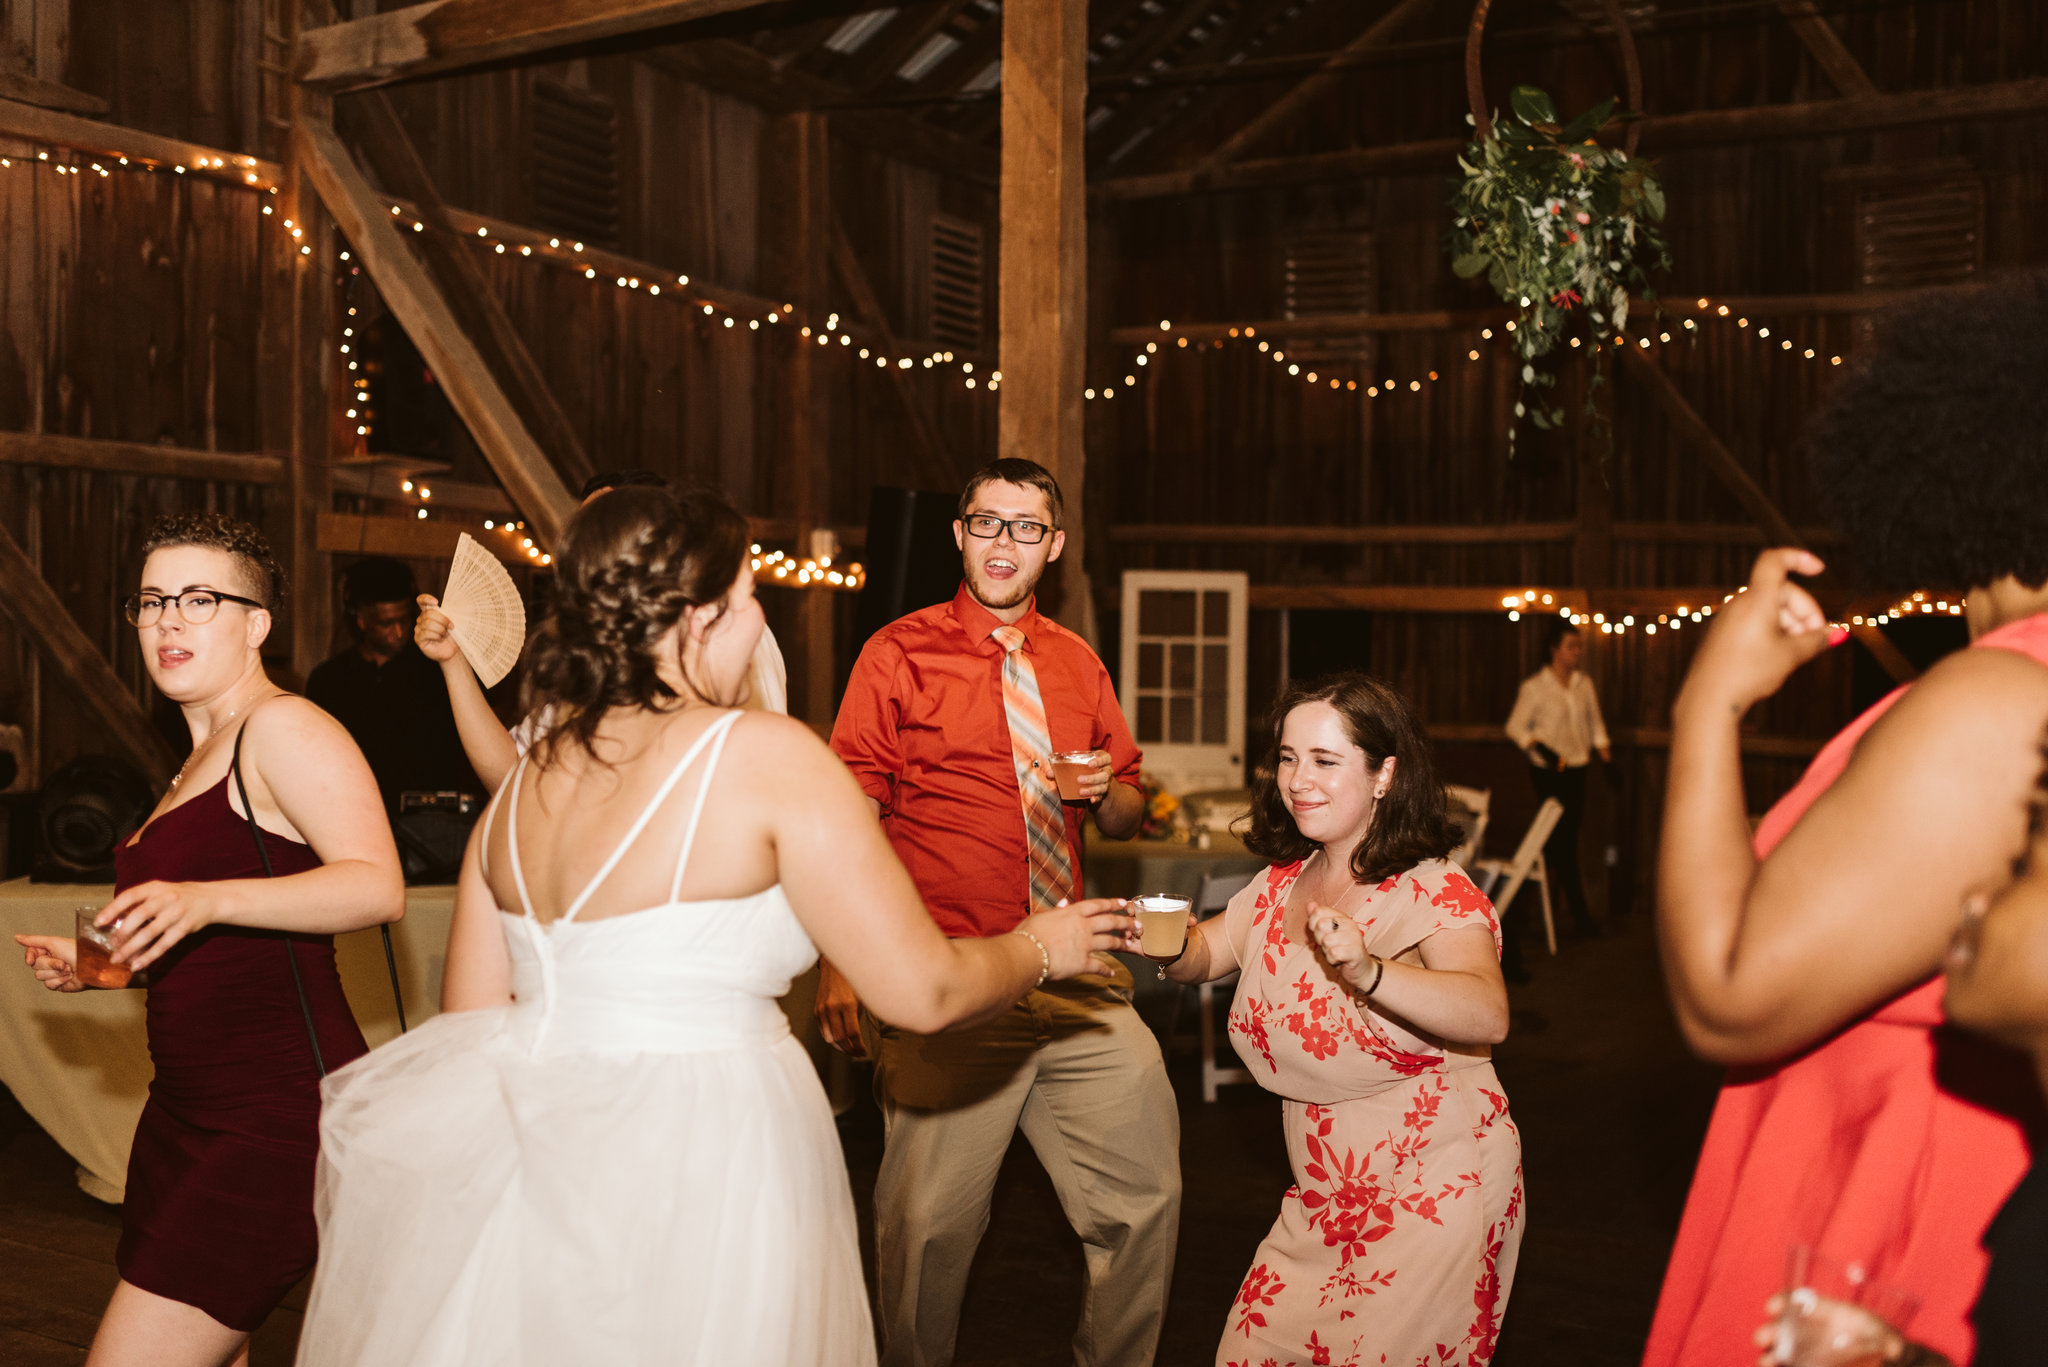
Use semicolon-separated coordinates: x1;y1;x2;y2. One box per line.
1012;928;1050;988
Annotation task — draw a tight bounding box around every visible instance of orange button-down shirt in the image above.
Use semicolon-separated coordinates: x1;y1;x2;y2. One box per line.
830;584;1143;939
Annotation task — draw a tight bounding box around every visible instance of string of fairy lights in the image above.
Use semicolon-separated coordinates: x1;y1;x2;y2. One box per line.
1092;297;1850;403
1493;587;1965;643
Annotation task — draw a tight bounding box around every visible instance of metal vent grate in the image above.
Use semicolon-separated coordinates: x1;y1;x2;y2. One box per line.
1282;229;1376;364
1853;175;1983;290
929;213;985;352
531;79;621;251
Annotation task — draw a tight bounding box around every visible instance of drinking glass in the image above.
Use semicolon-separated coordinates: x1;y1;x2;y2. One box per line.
74;906;132;990
1049;750;1097;803
1769;1246;1919;1367
1132;893;1191;979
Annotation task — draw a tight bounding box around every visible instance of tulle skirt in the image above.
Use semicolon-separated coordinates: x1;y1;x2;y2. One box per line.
294;1007;876;1366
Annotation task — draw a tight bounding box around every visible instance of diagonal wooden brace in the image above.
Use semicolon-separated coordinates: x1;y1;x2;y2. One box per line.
0;521;178;787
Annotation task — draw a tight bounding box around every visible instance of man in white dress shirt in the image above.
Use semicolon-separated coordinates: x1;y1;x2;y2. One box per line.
1503;621;1609;965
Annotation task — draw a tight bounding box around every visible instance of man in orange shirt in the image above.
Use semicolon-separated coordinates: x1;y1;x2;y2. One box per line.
823;458;1179;1367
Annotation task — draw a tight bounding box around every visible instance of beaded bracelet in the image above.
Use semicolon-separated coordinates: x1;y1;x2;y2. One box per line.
1012;928;1050;988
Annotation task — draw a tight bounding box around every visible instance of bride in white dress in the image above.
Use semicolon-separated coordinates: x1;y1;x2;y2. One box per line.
295;487;1135;1366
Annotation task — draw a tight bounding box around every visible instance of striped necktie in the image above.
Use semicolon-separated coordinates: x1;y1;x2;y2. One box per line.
991;623;1076;915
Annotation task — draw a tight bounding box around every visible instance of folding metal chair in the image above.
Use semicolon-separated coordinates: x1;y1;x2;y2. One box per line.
1445;783;1492;870
1471;797;1565;955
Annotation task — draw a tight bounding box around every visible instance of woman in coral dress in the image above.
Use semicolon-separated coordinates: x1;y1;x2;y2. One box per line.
1167;674;1522;1367
1648;279;2048;1367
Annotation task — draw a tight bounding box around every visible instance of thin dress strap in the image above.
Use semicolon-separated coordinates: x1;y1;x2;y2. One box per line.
545;712;740;927
502;755;540;922
668;712;744;902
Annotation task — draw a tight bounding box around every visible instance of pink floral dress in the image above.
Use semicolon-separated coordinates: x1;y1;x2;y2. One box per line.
1219;859;1524;1367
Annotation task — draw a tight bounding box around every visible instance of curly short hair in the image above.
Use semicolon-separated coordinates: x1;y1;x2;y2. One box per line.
1243;673;1463;884
140;512;286;612
1808;271;2048;593
521;484;750;767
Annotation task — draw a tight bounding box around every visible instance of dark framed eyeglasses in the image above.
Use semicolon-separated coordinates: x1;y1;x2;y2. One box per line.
962;514;1053;545
124;589;264;627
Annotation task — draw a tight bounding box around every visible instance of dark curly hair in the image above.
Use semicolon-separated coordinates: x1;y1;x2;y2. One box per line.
140;512;286;612
522;485;750;767
1809;271;2048;594
1243;673;1462;885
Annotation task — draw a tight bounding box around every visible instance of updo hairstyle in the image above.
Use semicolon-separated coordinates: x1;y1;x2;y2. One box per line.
522;484;750;766
1243;672;1462;885
140;512;287;613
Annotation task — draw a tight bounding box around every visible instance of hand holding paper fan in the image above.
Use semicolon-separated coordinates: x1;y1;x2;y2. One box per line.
439;533;527;688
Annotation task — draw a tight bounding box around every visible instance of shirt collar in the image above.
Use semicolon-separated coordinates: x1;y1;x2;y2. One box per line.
949;582;1042;653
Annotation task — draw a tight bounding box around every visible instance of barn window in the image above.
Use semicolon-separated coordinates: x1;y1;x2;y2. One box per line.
928;213;985;353
531;79;621;252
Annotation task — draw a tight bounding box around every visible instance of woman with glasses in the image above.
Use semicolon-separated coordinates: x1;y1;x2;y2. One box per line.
15;513;402;1367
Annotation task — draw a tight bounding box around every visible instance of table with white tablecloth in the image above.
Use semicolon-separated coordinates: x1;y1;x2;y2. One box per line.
0;879;455;1201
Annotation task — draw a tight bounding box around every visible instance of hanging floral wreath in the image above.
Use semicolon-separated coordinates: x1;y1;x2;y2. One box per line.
1447;86;1670;437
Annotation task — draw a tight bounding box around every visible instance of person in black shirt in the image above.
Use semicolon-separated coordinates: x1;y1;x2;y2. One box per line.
307;558;483;879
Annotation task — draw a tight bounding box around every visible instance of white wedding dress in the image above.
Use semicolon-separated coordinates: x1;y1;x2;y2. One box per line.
297;712;875;1366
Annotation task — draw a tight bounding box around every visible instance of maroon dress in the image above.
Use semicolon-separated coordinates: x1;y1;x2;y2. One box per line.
112;772;368;1331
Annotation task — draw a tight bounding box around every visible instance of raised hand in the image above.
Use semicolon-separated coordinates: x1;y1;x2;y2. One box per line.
415;593;460;664
1305;901;1372;987
15;935;83;992
1680;549;1843;719
1018;897;1135;980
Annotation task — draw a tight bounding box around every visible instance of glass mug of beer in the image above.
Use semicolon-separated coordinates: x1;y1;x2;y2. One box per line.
74;906;133;990
1049;750;1098;803
1132;893;1192;979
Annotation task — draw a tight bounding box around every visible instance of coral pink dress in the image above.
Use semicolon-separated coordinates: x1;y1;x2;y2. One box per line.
1642;613;2048;1367
1219;858;1523;1367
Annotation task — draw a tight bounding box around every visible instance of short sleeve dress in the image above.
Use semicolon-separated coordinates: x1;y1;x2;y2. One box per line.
1218;858;1524;1367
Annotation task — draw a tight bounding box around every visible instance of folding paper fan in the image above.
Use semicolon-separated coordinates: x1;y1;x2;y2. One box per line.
440;533;527;688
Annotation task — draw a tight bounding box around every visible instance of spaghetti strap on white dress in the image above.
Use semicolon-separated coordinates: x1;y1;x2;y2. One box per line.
296;711;874;1366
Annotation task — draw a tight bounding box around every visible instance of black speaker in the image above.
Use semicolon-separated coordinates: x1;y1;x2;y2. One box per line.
853;487;963;653
32;755;154;883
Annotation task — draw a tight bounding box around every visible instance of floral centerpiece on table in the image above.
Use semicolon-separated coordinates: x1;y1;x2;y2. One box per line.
1448;85;1670;442
1136;774;1186;842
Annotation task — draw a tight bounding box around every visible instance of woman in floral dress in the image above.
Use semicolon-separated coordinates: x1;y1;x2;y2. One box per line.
1166;674;1522;1367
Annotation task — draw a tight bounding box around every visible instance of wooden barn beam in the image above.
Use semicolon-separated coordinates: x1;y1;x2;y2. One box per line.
1777;0;1877;100
338;91;595;492
1105;288;1939;344
827;217;958;493
1851;622;1919;684
1617;341;1802;548
295;116;577;546
1187;0;1433;172
0;70;107;116
295;0;779;91
999;0;1091;638
317;512;530;565
639;44;996;184
761;110;833;726
0;98;282;189
0;520;179;787
846;0;979;93
0;432;286;484
1097;76;2048;198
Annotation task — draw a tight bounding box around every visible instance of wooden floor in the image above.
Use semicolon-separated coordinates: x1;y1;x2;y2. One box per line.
0;911;1717;1366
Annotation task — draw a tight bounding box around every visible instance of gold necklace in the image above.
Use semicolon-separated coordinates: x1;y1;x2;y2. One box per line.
167;684;270;794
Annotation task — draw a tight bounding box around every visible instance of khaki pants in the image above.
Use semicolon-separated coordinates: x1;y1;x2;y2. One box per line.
869;975;1182;1367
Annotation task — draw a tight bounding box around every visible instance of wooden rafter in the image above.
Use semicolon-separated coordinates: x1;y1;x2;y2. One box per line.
338;91;595;492
1098;75;2048;198
1617;342;1801;548
296;0;776;91
640;43;996;182
295;116;578;545
827;219;959;492
1085;0;1303;166
1187;0;1433;172
1777;0;1877;100
1851;623;1919;683
0;98;281;188
0;432;285;484
844;0;978;93
0;520;178;787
